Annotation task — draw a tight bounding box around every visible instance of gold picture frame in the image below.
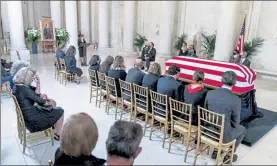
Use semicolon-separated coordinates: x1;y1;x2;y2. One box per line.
39;17;56;41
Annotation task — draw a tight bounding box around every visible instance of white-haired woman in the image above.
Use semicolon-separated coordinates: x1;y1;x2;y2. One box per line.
9;60;28;89
13;67;64;140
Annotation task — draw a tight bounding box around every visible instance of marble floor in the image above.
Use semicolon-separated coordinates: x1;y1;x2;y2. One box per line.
1;48;277;165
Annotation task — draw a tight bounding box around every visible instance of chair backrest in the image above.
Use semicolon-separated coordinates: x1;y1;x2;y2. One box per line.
98;72;107;90
198;106;225;144
106;76;117;97
11;94;26;129
133;84;148;112
59;58;66;71
169;98;193;129
88;69;98;87
119;80;133;102
150;90;168;120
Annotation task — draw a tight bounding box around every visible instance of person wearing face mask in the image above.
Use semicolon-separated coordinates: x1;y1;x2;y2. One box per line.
179;42;188;56
229;50;240;64
187;45;198;58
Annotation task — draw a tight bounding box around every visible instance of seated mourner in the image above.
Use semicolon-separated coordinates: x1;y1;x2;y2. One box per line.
204;71;246;163
183;70;208;125
123;59;145;101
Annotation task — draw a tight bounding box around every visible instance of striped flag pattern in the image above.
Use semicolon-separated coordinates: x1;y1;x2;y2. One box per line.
165;56;256;94
237;17;246;54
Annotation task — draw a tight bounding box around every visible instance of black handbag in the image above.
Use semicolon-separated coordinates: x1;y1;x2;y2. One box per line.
35;103;53;112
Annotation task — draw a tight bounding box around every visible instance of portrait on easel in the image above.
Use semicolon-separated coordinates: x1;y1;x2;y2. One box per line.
40;18;55;41
39;17;56;53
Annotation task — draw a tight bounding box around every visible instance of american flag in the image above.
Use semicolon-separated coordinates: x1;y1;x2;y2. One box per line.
237;17;246;54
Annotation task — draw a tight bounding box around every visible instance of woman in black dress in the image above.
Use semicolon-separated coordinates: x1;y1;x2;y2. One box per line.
179;42;188;56
78;34;87;66
13;67;64;140
183;70;208;125
64;46;83;84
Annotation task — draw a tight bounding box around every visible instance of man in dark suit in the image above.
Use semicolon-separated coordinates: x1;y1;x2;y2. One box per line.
204;71;246;163
124;59;145;101
142;42;156;71
157;65;183;101
240;51;251;67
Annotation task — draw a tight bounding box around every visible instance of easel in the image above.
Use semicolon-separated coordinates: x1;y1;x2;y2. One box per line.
40;16;56;53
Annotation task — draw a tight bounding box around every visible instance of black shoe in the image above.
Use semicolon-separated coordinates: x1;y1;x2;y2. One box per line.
211;150;218;160
54;133;60;141
223;154;238;163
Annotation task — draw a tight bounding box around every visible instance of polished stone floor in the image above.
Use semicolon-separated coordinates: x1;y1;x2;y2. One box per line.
1;47;277;165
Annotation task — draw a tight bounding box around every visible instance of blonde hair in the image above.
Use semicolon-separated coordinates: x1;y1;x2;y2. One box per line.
60;113;99;157
13;67;36;86
148;63;161;76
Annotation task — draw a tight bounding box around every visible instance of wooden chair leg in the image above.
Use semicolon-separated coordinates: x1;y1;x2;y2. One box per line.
193;135;201;165
229;143;236;165
162;123;167;148
184;132;191;162
95;88;99;107
23;132;27;154
44;130;49;137
215;147;222;165
106;97;111;115
149;118;154;140
115;99;118;120
168;124;174;153
129;105;133;121
143;114;148;136
50;128;54;146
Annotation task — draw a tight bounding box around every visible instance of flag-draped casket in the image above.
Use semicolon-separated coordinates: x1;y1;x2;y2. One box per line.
165;56;257;94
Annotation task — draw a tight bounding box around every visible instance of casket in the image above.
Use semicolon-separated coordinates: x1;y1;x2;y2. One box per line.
165;56;261;122
165;56;256;94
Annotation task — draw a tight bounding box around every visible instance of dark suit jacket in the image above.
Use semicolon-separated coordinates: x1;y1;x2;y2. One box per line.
78;39;86;57
179;49;188;56
183;85;208;125
229;55;240;64
142;47;156;61
157;76;182;101
241;58;251;67
204;88;244;143
126;67;145;86
142;73;160;112
54;147;106;166
107;69;127;97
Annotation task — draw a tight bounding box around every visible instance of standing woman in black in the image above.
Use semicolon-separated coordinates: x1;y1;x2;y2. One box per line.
78;34;87;66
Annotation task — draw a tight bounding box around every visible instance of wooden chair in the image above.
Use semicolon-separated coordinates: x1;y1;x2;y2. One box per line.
11;94;54;154
149;90;170;148
59;58;75;86
119;80;133;121
97;72;108;108
88;69;100;106
106;76;122;120
168;98;197;162
133;84;151;135
53;56;60;81
194;106;236;165
1;82;12;98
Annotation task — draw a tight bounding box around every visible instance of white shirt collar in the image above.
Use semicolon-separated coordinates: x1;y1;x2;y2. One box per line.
222;85;232;90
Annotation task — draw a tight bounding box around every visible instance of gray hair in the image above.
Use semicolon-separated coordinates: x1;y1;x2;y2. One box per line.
58;43;66;50
13;67;36;86
221;71;237;86
112;55;125;69
66;45;76;56
148;63;161;76
10;60;28;76
193;70;205;82
106;120;143;159
99;55;114;72
134;58;143;68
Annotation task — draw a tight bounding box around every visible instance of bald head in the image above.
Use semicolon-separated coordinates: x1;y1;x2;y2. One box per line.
135;59;143;69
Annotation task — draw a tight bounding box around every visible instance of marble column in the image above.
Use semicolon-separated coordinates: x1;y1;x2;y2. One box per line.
27;1;35;28
90;1;97;43
122;1;136;52
50;1;62;28
1;1;10;40
7;1;30;61
157;1;176;57
98;1;109;48
80;1;90;43
65;1;78;51
214;1;240;61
